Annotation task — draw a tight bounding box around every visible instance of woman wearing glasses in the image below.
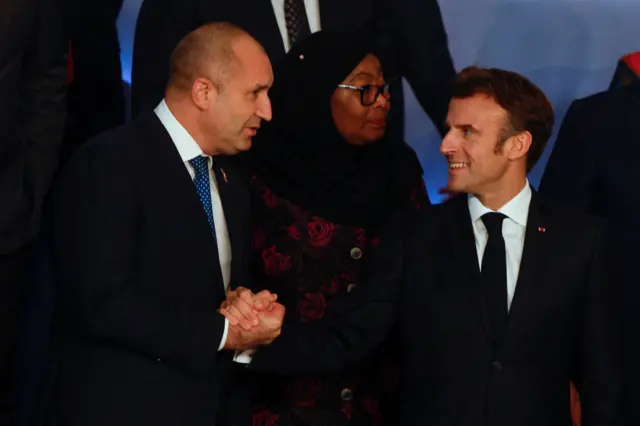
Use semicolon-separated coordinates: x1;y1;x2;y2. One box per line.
243;30;429;426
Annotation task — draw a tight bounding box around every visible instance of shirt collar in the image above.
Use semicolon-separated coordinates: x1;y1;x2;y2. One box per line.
467;180;532;227
154;99;204;162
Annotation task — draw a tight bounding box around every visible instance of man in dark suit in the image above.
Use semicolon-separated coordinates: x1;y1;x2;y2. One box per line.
49;23;285;426
539;81;640;426
131;0;455;139
0;0;66;423
222;67;621;426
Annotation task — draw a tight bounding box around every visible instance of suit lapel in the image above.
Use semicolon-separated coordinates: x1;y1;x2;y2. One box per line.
318;0;341;29
240;0;286;61
136;113;225;295
447;196;490;335
505;193;548;338
212;155;246;291
319;0;372;31
201;0;286;62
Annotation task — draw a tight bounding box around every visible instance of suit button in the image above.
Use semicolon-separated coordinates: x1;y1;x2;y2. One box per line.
492;360;503;371
340;388;354;401
350;247;362;260
156;358;162;363
347;283;357;293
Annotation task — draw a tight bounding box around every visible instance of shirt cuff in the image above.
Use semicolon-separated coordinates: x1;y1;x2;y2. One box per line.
218;318;229;351
233;349;256;364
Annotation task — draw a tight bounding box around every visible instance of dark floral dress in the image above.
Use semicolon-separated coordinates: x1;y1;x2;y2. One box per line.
249;174;430;426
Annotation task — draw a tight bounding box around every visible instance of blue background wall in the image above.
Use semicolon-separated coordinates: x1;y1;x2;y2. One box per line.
116;0;640;201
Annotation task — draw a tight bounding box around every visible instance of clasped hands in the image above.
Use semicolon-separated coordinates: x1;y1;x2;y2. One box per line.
220;287;285;350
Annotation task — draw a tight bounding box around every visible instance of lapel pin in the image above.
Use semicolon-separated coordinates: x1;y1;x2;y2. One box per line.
537;226;546;233
221;168;228;184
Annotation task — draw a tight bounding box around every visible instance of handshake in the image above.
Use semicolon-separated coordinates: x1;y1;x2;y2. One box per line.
219;287;285;351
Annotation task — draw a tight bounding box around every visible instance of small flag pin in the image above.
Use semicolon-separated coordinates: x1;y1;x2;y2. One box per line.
538;226;546;232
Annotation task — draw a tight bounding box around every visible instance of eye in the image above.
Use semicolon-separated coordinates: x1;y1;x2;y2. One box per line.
462;128;473;137
248;88;262;99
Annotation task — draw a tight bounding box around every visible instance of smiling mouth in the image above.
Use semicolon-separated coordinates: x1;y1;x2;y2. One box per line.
448;162;468;169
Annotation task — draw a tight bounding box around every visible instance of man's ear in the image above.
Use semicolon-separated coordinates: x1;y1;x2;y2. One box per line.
192;78;217;110
506;130;532;161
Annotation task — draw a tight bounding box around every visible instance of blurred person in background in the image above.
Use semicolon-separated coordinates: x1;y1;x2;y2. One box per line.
0;0;67;424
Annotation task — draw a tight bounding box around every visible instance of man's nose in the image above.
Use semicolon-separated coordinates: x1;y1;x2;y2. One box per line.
257;95;272;122
440;131;457;155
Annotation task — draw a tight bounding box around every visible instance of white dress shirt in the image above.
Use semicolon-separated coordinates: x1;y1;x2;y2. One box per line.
154;99;231;350
467;181;532;311
271;0;321;52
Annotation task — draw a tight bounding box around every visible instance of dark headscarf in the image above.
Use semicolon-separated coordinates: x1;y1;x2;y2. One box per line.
248;30;425;227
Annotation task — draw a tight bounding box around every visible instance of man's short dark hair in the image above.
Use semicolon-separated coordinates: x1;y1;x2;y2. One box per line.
453;66;554;172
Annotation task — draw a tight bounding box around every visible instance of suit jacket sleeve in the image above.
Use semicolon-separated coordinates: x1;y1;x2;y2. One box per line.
131;0;198;116
22;0;67;217
572;224;622;426
383;0;455;135
248;217;406;375
539;100;599;211
53;144;226;375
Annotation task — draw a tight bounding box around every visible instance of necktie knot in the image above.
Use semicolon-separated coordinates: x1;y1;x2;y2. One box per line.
481;212;506;236
189;156;209;174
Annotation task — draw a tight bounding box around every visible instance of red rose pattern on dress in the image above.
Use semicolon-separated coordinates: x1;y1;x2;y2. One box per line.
263;186;278;207
321;273;354;296
340;401;354;421
297;292;328;322
322;276;341;296
354;228;366;249
262;246;292;276
248;176;430;426
287;377;324;407
287;223;302;241
253;226;266;251
253;408;279;426
370;236;380;248
307;217;335;247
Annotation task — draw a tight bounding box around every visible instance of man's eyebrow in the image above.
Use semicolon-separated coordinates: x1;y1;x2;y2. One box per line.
248;83;270;93
444;120;479;132
456;123;480;133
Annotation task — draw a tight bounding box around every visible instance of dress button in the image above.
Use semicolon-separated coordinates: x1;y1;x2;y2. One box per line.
347;283;357;293
340;388;354;401
492;360;503;371
350;247;362;260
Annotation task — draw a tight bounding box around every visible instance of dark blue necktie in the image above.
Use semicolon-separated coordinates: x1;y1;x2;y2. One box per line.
189;156;215;238
481;212;507;347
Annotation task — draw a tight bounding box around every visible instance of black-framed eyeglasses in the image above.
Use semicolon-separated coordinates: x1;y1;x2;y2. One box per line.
337;83;391;106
